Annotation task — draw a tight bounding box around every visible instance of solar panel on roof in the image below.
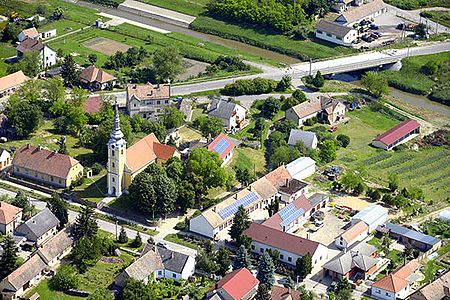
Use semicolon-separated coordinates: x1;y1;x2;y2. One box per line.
278;203;296;221
218;192;259;219
281;208;305;227
213;138;230;155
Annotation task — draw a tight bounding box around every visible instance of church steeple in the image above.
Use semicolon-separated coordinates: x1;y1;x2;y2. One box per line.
107;99;126;197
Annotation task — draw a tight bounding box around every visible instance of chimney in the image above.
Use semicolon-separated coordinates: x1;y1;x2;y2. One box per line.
212;206;216;212
26;144;30;149
235;194;238;200
247;185;251;191
285;178;289;187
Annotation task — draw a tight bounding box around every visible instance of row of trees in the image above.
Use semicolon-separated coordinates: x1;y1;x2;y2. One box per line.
222;76;292;96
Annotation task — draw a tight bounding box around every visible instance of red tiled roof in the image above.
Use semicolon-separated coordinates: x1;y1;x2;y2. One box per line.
271;285;301;300
153;143;176;161
207;133;234;159
372;260;419;293
80;65;116;84
212;268;259;300
341;220;369;243
12;145;80;179
82;95;103;114
20;27;39;39
244;223;320;257
127;83;170;100
373;119;420;146
263;194;312;231
0;202;22;225
265;166;292;189
0;71;28;92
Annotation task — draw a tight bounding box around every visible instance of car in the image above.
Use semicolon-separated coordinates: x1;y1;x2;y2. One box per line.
314;220;324;227
373;32;382;37
156;242;168;248
436;269;446;277
370;33;379;39
173;96;183;102
396;23;405;30
370;24;379;30
329;125;338;132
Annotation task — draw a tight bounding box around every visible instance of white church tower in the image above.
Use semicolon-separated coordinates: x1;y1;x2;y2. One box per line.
107;100;126;197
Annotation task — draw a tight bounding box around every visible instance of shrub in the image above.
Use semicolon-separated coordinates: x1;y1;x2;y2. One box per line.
49;265;79;291
303;117;317;126
221;78;278;96
336;134;350;148
91;163;104;175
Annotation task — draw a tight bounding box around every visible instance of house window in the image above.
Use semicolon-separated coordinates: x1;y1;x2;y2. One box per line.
251;245;255;250
337;37;342;40
112;162;115;168
317;30;323;34
134;103;137;107
51;176;54;182
165;100;169;104
112;177;115;182
288;257;292;262
158;270;162;275
157;100;160;105
172;273;176;278
111;150;115;157
327;33;332;37
376;290;380;294
280;254;284;260
260;248;264;253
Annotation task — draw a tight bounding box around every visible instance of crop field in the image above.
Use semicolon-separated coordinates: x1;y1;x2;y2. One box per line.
83;37;132;56
334;107;450;202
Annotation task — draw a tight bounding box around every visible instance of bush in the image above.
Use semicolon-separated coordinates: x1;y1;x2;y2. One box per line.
428;84;450;105
206;56;250;73
304;117;318;126
221;78;278;96
49;265;79;291
91;163;104;175
336;134;350;148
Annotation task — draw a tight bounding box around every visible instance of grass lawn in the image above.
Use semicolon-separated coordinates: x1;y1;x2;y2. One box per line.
367;236;382;249
73;170;108;203
333;106;450;202
421;260;444;284
164;233;199;250
0;42;16;76
179;125;203;141
230;147;267;177
437;243;450;256
421;11;450;28
304;79;361;93
386;249;403;267
139;0;208;16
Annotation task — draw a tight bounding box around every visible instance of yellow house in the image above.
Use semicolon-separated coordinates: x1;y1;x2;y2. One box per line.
12;144;84;188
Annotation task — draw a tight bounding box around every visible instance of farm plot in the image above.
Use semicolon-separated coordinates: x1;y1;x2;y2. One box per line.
83;37;132;56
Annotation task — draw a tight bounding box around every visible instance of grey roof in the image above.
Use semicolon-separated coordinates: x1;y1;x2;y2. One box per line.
308;193;329;207
288;129;317;148
352;205;388;226
124;246;164;280
314;20;354;37
324;242;378;274
207;98;239;119
178;99;192;122
158;246;190;274
385;223;441;246
16;208;59;241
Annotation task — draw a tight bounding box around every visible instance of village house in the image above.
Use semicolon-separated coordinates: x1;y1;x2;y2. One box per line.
0;71;28;99
178;99;192;122
323;242;379;282
15;208;59;246
285;96;346;126
332;0;364;13
107;103;180;196
335;0;387;26
79;65;116;91
372;119;421;150
0;202;22;236
17;27;39;42
16;37;57;68
0;148;11;170
36;227;74;268
82;95;104;115
207;98;247;133
288;129;318;149
206;268;259;300
335;220;369;250
277;178;309;204
371;260;420;300
115;244;195;286
286;156;317;181
126;83;171;119
410;270;450;300
314;20;358;46
244;222;328;267
270;286;301;300
0;254;47;300
351;204;388;232
12;144;84;189
207;133;235;166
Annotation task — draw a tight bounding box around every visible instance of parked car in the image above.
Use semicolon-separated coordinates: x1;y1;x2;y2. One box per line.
370;33;379;39
173;96;183;102
373;32;382;37
370;24;379;30
329;125;338;132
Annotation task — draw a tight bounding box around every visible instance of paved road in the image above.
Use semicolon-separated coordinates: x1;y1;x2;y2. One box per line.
0;188;197;257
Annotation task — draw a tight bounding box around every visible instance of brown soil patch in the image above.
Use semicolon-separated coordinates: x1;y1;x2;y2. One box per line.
83;37;131;56
332;195;373;211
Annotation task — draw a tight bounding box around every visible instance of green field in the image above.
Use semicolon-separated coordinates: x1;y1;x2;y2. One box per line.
421;10;450;28
385;0;450;10
333;107;450;202
139;0;208;16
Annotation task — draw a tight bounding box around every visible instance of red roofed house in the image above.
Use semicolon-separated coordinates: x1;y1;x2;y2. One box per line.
12;144;84;188
107;102;180;196
126;83;171;120
206;268;259;300
80;65;116;91
372;119;420;150
335;220;369;250
0;71;28;99
244;222;328;267
0;202;22;235
208;133;235;166
271;285;301;300
263;194;312;233
82;95;104;114
371;260;420;300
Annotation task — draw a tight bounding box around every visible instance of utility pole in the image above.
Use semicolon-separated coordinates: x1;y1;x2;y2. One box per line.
309;58;312;76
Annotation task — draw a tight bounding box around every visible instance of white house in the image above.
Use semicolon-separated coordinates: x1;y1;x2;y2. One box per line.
207;133;235;167
286;156;316;181
372;119;420;151
285;96;346;126
244;222;328;266
207;98;247;133
40;29;57;39
0;148;11;170
335;220;368;250
17;27;39;42
16;37;57;68
0;202;22;236
288;129;318;149
36;228;74;268
335;0;387;26
15;208;59;246
314;20;357;47
351;204;388;232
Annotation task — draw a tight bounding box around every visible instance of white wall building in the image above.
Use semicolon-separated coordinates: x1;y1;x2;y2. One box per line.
314;20;357;46
286;157;316;181
351;204;388;232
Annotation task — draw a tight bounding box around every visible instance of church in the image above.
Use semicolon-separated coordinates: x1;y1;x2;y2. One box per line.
107;102;180;197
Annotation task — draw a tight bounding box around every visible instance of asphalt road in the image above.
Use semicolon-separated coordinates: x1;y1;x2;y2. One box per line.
0;188;197;257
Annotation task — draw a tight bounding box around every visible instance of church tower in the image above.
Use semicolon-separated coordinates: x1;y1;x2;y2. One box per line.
107;100;126;197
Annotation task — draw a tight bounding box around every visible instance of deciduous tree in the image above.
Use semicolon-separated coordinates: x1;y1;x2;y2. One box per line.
152;46;184;82
48;193;69;229
61;54;79;86
319;139;336;163
361;71;389;97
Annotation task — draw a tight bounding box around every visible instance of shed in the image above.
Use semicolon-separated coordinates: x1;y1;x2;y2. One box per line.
288;129;318;149
351;204;388;232
286;157;316;180
439;210;450;222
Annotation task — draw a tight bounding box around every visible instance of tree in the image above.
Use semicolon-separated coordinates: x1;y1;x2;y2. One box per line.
0;236;18;280
414;23;427;39
295;253;312;280
380;233;392;255
118;227;128;244
49;265;79;291
36;4;47;15
421;61;439;76
186;148;229;204
255;283;271;300
335;277;352;300
88;53;98;65
196;251;219;274
129;172;156;216
152;46;184;82
229;205;251;244
361;71;389;97
141;119;166;141
11;190;33;219
256;252;275;288
388;173;399;192
235;166;255;187
150;167;178;217
216;245;231;276
122;278;156;300
276;75;292;91
336;134;350;148
233;245;252;270
285;89;307;109
271;146;301;166
8;52;41;77
367;188;381;201
312;71;324;88
403;243;414;261
267;197;280;217
44;77;66;107
61;54;79;86
193;116;223;138
319;140;336;163
261;96;281;118
1;22;21;42
162;106;185;129
6;99;43;137
72;206;98;240
88;288;114;300
48;193;69;229
131;232;142;248
353;182;366;196
284;276;295;289
53;7;64;20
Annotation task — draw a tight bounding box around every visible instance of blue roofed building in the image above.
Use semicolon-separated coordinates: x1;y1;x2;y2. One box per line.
351;204;388;232
377;223;442;253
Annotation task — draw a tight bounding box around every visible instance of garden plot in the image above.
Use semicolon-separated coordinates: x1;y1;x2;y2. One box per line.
83;37;132;56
